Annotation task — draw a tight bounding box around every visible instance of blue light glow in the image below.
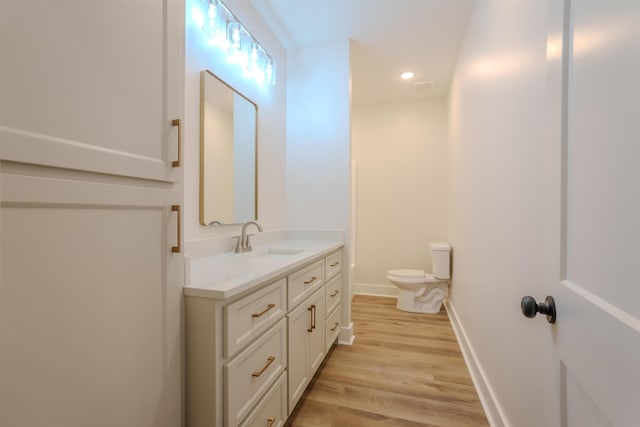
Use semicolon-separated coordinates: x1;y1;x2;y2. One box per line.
193;0;276;86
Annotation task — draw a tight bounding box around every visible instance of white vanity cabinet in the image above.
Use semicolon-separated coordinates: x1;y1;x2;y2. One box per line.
185;246;344;427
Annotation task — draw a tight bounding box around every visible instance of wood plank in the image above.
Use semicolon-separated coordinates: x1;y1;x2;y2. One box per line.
286;295;488;426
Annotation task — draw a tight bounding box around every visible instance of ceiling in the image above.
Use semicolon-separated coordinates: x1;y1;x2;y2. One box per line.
250;0;476;105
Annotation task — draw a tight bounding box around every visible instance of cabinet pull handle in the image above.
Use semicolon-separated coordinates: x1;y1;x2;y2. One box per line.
330;261;339;267
267;416;276;427
252;356;275;377
312;304;316;331
331;322;339;331
307;306;313;332
171;205;181;253
330;290;339;297
304;276;317;285
252;303;275;318
172;118;182;167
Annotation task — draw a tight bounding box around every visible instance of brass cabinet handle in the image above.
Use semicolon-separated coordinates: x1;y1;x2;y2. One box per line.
330;261;339;267
252;303;275;318
330;290;339;297
267;416;276;427
172;118;182;167
252;356;275;377
331;322;339;331
307;306;313;332
303;276;317;285
171;205;181;253
311;304;316;331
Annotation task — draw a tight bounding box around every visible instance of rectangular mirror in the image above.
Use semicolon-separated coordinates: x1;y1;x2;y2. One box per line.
200;70;257;225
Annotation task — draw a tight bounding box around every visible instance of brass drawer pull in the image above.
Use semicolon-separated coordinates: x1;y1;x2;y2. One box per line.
171;205;181;253
267;416;276;427
330;290;339;297
331;322;339;331
252;303;275;318
304;276;317;285
330;261;339;267
172;118;182;167
312;304;316;331
252;356;275;377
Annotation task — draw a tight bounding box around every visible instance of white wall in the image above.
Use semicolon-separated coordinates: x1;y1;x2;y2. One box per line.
286;39;353;342
447;0;548;425
352;99;449;295
286;40;351;232
184;0;287;243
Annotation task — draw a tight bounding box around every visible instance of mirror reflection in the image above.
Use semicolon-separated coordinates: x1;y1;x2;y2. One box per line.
200;70;257;225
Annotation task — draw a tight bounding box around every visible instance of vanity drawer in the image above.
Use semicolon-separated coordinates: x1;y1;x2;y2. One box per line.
224;278;287;359
325;250;342;281
325;304;342;352
288;260;324;309
225;319;287;427
324;273;342;316
238;371;287;427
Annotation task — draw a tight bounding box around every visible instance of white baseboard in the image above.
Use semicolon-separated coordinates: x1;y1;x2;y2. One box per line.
338;321;355;345
445;301;508;427
351;282;398;297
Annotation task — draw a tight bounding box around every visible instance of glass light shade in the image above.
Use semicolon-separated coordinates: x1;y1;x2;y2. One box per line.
194;0;275;86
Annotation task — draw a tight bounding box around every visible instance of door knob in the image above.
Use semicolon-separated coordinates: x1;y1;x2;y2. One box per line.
521;295;556;324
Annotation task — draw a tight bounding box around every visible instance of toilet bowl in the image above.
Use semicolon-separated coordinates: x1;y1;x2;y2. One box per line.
387;242;451;314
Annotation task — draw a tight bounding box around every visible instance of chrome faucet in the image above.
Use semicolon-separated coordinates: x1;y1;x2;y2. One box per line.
235;221;263;253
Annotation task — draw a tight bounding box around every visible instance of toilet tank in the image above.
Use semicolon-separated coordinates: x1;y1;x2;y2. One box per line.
430;242;451;279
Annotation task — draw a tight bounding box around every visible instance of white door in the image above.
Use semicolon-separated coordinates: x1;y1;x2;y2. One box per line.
543;0;640;425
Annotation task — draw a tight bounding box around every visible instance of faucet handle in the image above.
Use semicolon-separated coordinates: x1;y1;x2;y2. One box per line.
233;235;243;253
245;234;255;250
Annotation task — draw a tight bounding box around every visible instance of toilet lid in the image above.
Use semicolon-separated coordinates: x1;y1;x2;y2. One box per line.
387;269;425;279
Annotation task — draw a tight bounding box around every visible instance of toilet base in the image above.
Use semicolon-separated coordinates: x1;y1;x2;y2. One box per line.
396;286;447;314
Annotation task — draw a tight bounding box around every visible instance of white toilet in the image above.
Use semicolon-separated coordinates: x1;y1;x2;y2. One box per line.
387;242;451;313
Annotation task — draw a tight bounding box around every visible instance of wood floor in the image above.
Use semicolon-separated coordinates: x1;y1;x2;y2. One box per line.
286;295;489;427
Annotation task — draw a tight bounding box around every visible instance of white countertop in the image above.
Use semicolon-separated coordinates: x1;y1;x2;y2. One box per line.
183;239;343;299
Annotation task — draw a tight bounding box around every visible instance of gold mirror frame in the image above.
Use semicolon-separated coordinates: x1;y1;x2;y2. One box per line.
199;70;258;225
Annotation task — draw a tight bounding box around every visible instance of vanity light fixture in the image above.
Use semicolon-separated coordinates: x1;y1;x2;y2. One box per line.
192;0;275;86
400;71;416;80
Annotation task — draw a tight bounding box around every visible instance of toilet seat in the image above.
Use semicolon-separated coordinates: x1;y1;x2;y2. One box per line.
387;269;443;284
388;269;425;278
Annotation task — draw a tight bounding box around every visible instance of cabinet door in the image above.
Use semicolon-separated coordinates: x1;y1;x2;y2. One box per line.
286;288;325;412
0;173;182;427
287;296;313;411
0;0;184;182
307;289;325;376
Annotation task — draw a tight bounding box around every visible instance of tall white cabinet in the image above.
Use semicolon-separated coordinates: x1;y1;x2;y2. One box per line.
0;1;185;426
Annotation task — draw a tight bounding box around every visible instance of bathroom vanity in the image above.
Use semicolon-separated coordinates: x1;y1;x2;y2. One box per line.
184;239;344;427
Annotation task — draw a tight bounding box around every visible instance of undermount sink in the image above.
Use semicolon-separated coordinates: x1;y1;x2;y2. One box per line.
263;248;305;256
248;247;306;261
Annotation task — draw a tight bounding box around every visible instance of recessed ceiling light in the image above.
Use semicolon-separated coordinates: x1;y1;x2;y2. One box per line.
400;71;415;80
